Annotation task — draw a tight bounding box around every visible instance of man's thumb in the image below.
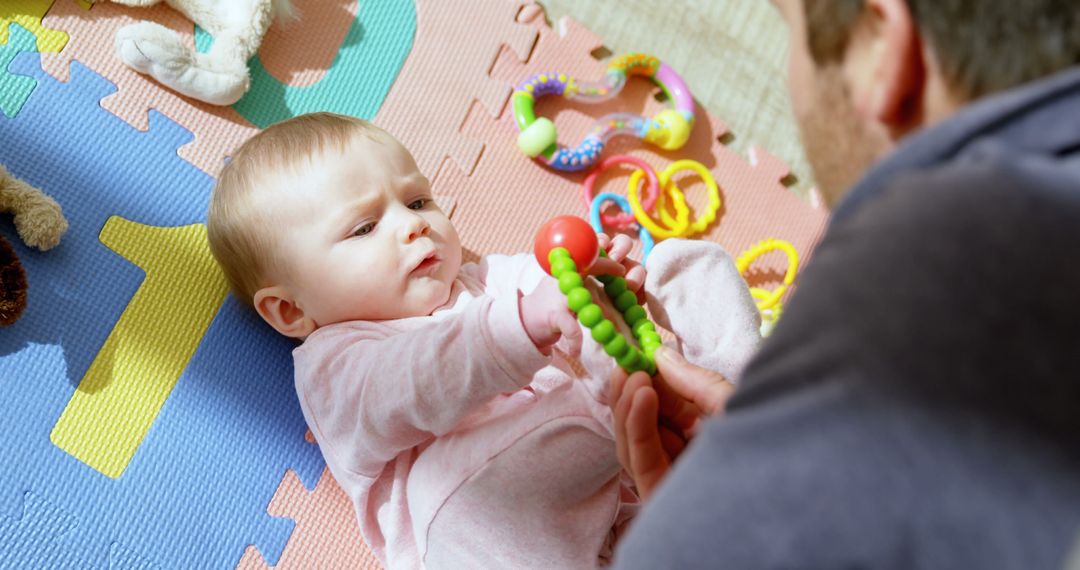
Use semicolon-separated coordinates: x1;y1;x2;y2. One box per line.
653;346;734;415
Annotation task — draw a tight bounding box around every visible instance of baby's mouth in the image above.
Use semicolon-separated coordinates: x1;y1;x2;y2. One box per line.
411;252;441;274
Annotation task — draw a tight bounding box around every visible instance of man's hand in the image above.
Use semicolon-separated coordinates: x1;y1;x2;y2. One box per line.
610;346;735;499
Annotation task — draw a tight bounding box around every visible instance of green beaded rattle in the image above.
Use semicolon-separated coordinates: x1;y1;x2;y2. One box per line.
535;216;660;375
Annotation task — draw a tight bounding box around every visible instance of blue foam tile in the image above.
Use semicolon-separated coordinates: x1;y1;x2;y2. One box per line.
0;51;323;568
0;490;92;570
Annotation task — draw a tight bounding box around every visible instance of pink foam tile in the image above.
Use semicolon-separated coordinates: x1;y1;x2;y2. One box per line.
258;0;357;87
236;468;382;570
373;0;538;178
41;0;257;176
429;11;827;299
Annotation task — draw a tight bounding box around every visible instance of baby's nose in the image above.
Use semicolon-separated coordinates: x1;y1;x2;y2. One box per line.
403;217;431;242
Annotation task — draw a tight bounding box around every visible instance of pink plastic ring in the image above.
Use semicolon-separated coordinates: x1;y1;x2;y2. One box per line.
582;155;659;229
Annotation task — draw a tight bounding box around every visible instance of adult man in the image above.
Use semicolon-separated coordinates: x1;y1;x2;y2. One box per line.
612;0;1080;567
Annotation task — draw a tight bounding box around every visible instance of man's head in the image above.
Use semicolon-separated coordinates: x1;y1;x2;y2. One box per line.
207;113;462;339
774;0;1080;207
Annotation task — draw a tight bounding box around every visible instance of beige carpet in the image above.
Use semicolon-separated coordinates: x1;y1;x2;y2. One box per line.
538;0;814;200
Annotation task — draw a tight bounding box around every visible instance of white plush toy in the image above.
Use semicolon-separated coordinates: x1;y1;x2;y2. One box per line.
94;0;295;106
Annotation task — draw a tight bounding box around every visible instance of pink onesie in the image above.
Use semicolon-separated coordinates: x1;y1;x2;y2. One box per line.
292;239;762;569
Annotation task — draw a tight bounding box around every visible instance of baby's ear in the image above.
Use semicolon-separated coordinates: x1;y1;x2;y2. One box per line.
254;286;316;339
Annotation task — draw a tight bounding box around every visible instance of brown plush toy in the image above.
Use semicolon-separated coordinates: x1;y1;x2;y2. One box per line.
0;165;68;326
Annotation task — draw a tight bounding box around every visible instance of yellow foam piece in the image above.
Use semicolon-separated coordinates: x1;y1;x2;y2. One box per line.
0;0;69;52
51;217;229;479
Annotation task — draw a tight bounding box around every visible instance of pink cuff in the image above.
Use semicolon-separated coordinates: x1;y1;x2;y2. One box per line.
481;292;552;391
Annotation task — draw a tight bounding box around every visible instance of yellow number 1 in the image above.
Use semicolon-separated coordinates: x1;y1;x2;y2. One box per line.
51;216;229;479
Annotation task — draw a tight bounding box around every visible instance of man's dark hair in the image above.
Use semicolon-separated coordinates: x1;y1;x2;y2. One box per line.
804;0;1080;99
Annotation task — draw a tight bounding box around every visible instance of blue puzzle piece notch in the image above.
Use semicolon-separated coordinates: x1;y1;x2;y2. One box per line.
0;490;92;569
0;51;323;568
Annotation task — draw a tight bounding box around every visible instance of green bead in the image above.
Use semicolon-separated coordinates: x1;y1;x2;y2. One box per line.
616;348;642;371
549;247;571;263
633;320;656;336
578;304;603;327
549;247;571;260
558;272;583;294
567;287;592;312
604;278;627;299
639;331;662;347
614;290;638;312
603;334;629;357
591;320;617;344
596;275;614;286
551;258;576;276
642;342;660;358
644;360;657;376
624;305;647;326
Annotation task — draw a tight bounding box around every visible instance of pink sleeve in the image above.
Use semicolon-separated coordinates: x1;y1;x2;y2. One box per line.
293;292;550;478
465;253;548;297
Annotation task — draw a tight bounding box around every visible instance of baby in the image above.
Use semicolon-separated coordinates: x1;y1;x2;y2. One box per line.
207;112;762;569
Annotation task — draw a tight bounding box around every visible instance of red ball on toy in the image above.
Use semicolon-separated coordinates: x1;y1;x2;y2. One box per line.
534;216;599;275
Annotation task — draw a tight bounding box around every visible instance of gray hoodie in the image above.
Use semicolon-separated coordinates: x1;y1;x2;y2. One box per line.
614;65;1080;570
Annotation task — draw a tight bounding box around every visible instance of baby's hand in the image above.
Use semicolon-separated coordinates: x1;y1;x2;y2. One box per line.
597;233;647;303
521;235;644;356
520;277;583;356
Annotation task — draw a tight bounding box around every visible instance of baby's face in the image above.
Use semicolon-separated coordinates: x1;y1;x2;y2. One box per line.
264;133;462;326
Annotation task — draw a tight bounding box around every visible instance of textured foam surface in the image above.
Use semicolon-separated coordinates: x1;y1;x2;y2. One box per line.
0;52;322;569
0;0;68;52
0;24;38;117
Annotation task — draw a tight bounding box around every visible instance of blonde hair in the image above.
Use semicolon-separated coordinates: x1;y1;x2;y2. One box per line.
207;112;388;307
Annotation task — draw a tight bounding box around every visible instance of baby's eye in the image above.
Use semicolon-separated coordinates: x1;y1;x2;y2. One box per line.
407;198;429;210
352;221;376;237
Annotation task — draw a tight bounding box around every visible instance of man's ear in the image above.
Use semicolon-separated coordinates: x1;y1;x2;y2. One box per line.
848;0;925;129
253;285;316;339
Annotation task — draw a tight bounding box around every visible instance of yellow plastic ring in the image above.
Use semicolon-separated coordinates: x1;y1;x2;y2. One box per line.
736;239;800;311
655;184;685;230
627;166;690;239
628;159;721;239
662;160;721;236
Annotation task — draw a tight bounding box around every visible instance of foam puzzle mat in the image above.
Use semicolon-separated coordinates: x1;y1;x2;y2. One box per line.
0;1;827;567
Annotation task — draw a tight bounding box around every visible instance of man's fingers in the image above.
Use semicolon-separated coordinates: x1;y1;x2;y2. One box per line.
654;371;705;432
626;386;669;500
658;425;688;462
610;368;629;407
654;346;736;416
613;371;650;471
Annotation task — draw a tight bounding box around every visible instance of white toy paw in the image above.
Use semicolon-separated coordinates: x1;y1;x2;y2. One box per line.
115;21;191;77
114;21;250;105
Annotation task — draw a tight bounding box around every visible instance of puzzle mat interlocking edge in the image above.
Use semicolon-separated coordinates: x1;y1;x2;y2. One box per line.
0;0;827;567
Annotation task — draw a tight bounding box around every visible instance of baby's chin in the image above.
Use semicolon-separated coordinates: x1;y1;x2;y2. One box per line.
419;278;457;316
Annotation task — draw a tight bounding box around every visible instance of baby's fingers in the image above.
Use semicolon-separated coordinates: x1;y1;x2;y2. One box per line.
605;234;634;263
587;257;627;278
597;233;612;252
553;309;582;356
624;262;647;293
